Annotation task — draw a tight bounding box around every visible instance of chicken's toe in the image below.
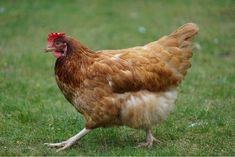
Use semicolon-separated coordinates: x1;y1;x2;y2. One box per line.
136;141;153;148
44;141;67;148
56;143;73;152
152;137;161;145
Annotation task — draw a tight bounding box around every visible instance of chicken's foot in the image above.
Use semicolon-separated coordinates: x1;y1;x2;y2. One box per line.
44;128;91;152
136;129;160;148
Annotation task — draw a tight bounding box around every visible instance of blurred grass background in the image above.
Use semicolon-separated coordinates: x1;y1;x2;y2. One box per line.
0;0;234;156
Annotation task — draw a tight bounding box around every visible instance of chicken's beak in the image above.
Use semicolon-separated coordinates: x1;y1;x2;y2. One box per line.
44;47;56;53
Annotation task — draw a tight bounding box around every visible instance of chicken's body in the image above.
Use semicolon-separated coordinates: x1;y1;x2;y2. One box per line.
44;23;199;151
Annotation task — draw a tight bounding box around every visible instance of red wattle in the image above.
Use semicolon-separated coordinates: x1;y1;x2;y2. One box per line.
53;51;62;58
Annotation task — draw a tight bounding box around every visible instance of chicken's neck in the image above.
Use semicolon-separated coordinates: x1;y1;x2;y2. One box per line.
54;38;97;90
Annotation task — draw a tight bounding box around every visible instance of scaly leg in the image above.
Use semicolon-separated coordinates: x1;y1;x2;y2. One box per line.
137;129;161;148
44;128;91;152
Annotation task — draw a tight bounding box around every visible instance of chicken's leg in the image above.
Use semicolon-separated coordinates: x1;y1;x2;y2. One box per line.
44;128;91;152
137;129;160;148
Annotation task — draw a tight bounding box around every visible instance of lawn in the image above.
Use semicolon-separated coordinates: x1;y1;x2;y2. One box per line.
0;0;234;156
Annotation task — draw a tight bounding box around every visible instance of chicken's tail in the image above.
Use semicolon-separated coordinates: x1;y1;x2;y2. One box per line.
157;23;199;47
148;23;199;80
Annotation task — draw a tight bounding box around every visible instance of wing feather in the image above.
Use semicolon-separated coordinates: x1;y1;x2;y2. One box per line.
88;48;180;93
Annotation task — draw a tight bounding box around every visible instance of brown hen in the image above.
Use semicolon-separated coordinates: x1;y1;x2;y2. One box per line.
44;23;199;151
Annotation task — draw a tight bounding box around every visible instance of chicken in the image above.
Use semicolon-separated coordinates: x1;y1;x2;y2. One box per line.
44;23;199;151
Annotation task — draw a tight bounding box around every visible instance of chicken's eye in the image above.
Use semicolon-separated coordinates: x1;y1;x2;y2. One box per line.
55;42;61;46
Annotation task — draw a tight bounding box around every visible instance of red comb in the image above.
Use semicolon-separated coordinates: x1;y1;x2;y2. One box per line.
47;32;65;45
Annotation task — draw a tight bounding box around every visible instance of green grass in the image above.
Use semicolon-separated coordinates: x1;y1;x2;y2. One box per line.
0;0;235;155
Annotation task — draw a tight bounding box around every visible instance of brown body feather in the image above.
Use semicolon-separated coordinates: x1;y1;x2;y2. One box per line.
54;23;198;129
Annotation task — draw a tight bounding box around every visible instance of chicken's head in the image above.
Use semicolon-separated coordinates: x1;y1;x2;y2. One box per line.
45;32;67;58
